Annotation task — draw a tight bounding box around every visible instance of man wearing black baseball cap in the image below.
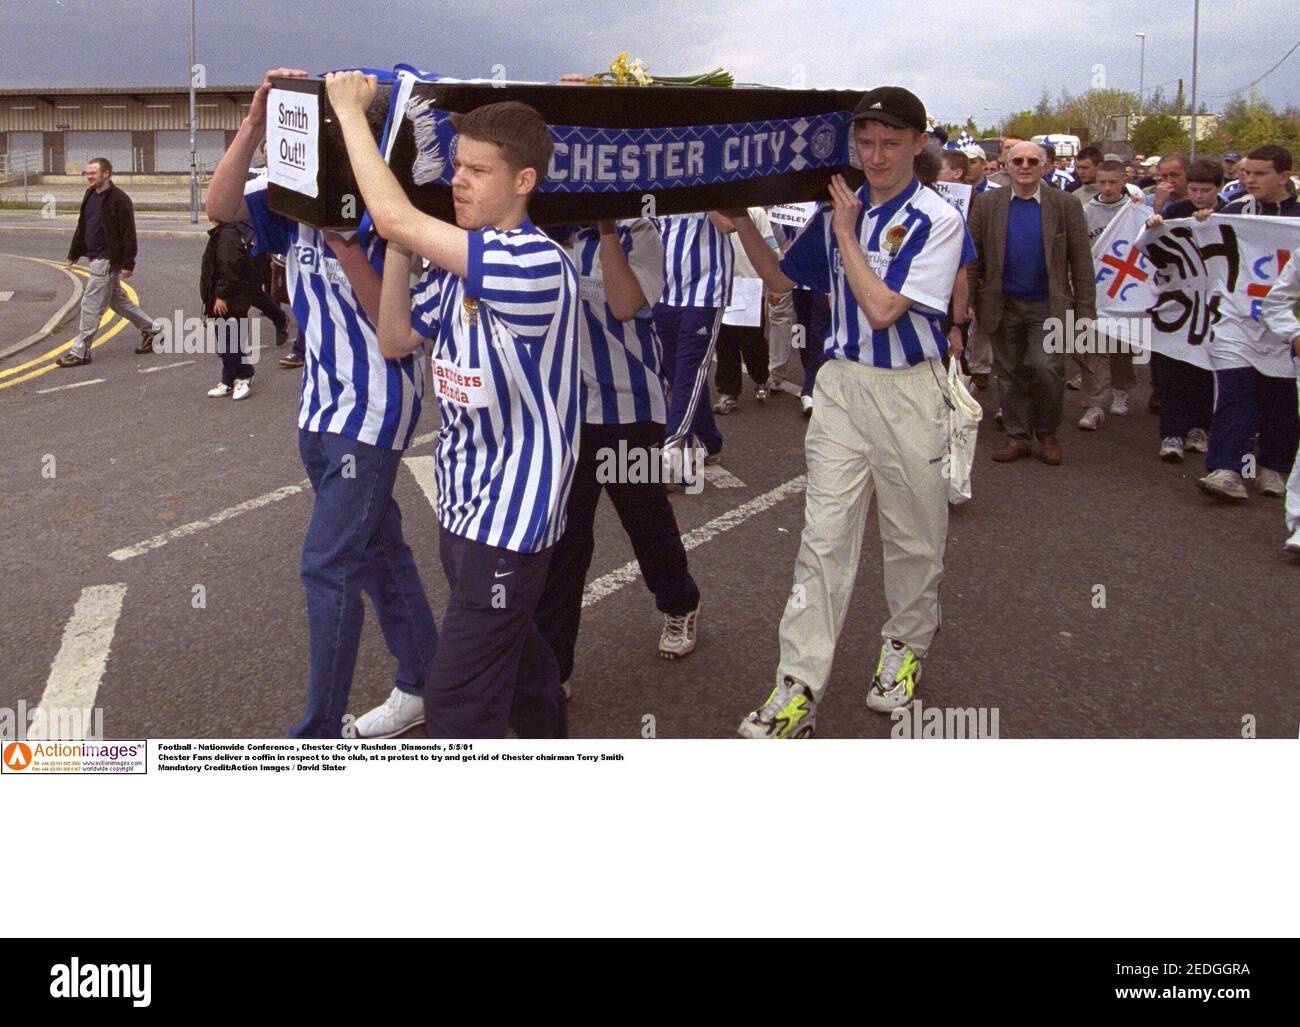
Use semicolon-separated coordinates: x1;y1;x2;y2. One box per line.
723;85;971;736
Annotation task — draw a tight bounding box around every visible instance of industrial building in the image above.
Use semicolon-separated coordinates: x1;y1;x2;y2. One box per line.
0;84;257;176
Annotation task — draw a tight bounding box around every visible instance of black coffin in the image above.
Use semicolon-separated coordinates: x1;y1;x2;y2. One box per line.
265;76;865;229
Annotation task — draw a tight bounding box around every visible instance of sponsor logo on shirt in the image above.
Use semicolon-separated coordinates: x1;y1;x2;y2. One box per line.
432;356;489;408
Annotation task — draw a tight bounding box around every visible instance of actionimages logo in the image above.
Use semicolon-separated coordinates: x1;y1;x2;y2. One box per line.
4;741;33;771
50;958;151;1007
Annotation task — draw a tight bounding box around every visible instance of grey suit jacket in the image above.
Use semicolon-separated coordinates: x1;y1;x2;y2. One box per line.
967;182;1098;332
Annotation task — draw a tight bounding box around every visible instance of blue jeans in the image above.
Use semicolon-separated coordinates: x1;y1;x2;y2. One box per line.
653;303;723;455
290;429;438;738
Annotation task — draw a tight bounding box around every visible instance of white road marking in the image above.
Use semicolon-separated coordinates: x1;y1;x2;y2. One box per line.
402;455;438;511
702;464;746;489
138;359;196;374
409;429;439;449
581;474;806;608
27;583;128;740
36;378;105;394
0;291;13;301
109;479;311;561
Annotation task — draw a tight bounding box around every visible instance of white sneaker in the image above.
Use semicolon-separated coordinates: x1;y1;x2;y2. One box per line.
1066;374;1082;390
800;395;813;418
231;378;252;401
866;639;922;713
1159;436;1185;462
1197;469;1248;501
1257;468;1286;497
1077;407;1105;431
207;383;232;398
1285;527;1300;555
713;394;738;415
1185;427;1209;453
352;687;424;739
658;605;699;659
737;677;818;739
1109;389;1130;415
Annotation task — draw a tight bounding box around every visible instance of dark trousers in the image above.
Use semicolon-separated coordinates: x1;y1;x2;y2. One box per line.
793;289;831;397
290;430;439;738
1151;352;1214;438
213;312;255;386
653;302;723;455
1206;366;1300;475
533;420;700;684
715;322;769;397
424;529;565;739
992;297;1064;441
251;290;288;333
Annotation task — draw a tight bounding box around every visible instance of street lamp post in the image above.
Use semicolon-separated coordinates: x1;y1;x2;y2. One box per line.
1189;1;1200;160
1135;31;1146;127
188;0;197;224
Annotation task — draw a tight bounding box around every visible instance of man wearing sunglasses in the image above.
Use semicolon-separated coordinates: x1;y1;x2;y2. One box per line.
967;141;1097;465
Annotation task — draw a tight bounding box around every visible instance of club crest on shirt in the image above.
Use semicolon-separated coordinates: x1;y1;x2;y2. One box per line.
462;296;479;323
883;224;908;255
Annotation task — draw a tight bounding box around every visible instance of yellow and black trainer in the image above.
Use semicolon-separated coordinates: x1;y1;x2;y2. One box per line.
737;676;818;739
866;639;921;713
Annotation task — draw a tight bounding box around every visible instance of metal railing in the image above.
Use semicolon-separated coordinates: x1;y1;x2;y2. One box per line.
0;150;41;192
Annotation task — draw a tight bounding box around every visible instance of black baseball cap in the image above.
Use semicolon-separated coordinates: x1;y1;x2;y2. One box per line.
851;86;927;134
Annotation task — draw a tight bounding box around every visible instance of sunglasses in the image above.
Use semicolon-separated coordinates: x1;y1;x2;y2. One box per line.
1010;157;1042;167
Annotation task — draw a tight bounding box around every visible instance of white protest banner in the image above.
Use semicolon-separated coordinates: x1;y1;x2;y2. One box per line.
768;202;817;229
1136;214;1300;378
933;181;972;221
266;88;319;198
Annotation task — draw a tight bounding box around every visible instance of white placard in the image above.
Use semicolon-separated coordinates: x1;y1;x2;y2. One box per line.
768;202;817;229
267;88;319;198
933;181;973;221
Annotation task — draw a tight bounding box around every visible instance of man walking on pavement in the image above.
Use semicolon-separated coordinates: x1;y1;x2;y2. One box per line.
56;157;160;367
967;140;1097;465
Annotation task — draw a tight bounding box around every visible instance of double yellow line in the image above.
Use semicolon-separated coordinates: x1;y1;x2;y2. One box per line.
0;257;137;391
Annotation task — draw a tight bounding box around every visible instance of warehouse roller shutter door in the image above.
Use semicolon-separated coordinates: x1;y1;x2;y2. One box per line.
154;130;227;172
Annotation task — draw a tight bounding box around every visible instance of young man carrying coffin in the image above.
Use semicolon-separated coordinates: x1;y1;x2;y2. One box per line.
207;68;437;739
326;71;579;738
721;87;968;738
534;218;703;694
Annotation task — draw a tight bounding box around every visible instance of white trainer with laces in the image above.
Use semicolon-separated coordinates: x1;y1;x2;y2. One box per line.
1159;436;1185;462
1110;389;1129;415
207;383;232;398
1257;468;1286;497
352;686;425;738
1285;527;1300;555
232;379;252;401
801;395;813;418
1198;468;1248;501
1077;407;1104;431
658;605;699;659
1185;427;1209;453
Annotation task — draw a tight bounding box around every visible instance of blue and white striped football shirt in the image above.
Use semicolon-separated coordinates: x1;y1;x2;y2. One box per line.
410;220;580;554
567;220;668;425
654;212;735;308
779;177;967;368
244;187;424;450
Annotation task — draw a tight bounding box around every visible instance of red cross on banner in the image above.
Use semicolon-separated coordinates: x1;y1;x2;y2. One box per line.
1100;244;1149;298
1246;248;1292;298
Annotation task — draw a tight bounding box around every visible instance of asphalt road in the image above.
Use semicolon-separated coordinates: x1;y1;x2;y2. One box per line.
2;229;1298;739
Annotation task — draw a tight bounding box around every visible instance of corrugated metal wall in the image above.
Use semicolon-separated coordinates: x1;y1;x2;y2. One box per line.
0;92;252;131
154;130;228;172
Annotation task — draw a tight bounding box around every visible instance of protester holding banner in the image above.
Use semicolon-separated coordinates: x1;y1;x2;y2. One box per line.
325;71;578;738
1074;160;1141;429
724;86;967;736
968;140;1097;465
1195;145;1300;501
206;68;438;739
1259;249;1300;555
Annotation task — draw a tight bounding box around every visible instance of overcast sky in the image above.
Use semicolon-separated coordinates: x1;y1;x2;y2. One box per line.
2;0;1296;125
